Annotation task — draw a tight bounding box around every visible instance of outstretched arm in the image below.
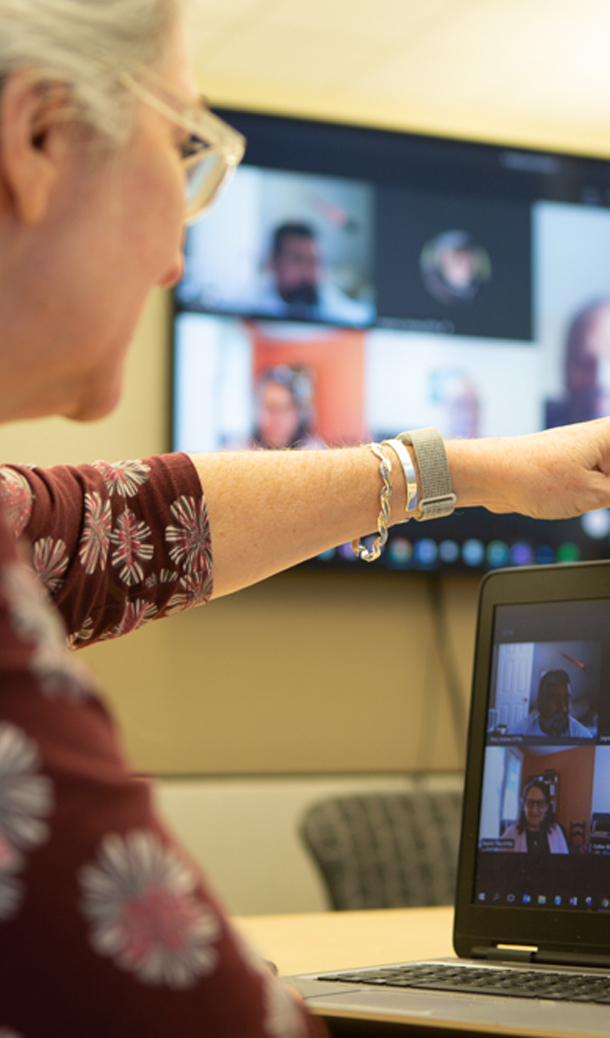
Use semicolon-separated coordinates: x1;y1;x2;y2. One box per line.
193;418;610;599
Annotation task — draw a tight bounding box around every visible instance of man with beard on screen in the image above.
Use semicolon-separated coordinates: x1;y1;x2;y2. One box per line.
509;669;594;737
259;221;373;325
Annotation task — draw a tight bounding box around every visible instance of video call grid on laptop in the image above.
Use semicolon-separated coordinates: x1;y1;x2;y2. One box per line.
289;560;610;1037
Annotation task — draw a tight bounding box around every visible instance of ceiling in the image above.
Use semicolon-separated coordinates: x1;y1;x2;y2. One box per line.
185;0;610;158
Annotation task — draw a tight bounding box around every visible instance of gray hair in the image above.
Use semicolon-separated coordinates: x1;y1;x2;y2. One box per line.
0;0;180;141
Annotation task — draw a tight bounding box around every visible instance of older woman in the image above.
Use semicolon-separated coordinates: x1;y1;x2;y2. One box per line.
1;1;610;1035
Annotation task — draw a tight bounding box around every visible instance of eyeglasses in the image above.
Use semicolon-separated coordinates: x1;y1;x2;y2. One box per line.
524;798;547;810
120;68;246;224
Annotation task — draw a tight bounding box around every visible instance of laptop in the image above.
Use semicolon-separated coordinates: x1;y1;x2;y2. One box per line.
288;559;610;1037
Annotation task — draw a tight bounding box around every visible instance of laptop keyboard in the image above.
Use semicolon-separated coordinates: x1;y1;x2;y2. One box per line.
320;963;610;1003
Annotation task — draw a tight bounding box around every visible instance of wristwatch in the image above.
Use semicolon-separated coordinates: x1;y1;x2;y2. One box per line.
397;428;456;521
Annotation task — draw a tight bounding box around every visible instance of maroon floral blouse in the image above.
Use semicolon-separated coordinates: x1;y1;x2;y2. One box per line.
0;454;325;1038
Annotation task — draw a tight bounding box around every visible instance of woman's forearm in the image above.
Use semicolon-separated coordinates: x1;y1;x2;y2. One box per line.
192;418;610;598
191;445;408;596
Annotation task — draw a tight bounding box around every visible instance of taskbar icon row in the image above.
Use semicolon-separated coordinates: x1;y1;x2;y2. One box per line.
476;891;610;910
319;537;583;570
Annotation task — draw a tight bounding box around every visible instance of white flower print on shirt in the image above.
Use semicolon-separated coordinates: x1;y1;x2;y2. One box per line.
165;496;211;575
79;492;112;574
165;572;213;616
104;599;158;640
31;537;69;596
0;723;53;921
66;617;94;650
144;568;178;591
2;561;93;699
79;830;220;989
110;509;154;586
0;468;34;538
92;459;151;499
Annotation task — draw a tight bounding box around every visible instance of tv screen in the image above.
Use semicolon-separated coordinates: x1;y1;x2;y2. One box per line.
171;108;610;573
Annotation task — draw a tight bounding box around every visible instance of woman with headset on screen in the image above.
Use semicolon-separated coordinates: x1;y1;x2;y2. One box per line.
1;0;610;1033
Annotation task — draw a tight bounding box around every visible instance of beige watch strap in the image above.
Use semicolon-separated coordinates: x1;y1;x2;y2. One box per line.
397;428;456;521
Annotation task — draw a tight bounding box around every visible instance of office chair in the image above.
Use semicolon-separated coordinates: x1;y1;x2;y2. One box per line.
299;789;463;911
568;820;587;852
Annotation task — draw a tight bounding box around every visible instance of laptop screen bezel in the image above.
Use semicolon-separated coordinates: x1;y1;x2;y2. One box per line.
454;559;610;961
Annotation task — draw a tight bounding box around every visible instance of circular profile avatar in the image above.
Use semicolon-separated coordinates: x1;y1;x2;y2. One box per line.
420;230;491;304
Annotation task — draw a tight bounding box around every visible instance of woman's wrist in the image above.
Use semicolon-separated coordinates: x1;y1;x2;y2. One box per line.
445;436;516;513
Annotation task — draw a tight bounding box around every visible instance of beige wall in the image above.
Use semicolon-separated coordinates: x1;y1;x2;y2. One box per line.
0;282;482;775
85;567;480;775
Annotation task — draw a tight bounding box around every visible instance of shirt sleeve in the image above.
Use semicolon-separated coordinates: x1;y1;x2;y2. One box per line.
0;493;327;1038
549;825;569;854
568;716;595;738
0;454;213;646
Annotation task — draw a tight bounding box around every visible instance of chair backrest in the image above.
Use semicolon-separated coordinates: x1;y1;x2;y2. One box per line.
568;820;587;847
299;789;463;911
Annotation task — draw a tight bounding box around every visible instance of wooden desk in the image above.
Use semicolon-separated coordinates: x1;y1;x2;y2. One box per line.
234;906;455;977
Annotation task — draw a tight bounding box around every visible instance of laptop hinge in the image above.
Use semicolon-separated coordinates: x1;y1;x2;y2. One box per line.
534;950;610;969
471;946;610;969
471;946;535;963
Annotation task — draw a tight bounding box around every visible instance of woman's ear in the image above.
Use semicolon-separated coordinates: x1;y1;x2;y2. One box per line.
0;70;71;225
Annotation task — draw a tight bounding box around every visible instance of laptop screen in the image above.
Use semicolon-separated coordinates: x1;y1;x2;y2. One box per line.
473;596;610;914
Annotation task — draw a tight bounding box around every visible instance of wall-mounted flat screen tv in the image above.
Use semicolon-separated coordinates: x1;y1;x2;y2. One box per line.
171;108;610;573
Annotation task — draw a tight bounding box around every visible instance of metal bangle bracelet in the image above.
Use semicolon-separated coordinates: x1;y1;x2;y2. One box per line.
351;443;393;562
382;438;418;518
